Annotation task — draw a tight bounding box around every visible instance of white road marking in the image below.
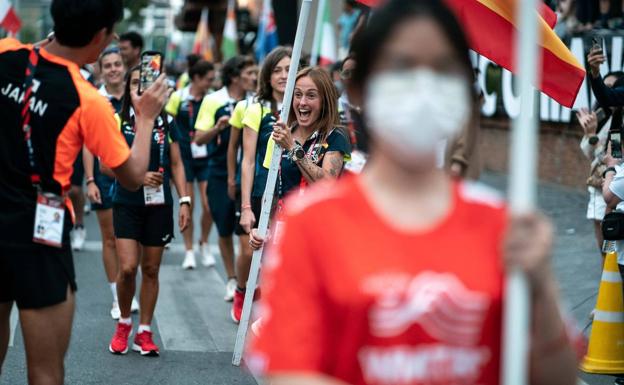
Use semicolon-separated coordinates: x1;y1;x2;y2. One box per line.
9;303;17;347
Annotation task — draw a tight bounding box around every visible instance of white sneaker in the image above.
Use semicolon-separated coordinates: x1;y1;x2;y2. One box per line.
110;301;121;320
224;278;237;302
131;297;140;313
200;243;216;267
71;226;86;251
182;250;197;270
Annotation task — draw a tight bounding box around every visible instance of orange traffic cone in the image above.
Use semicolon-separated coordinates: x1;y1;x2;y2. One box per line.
581;243;624;374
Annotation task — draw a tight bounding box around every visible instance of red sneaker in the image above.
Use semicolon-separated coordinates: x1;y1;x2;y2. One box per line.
133;330;159;356
109;322;132;355
231;289;244;324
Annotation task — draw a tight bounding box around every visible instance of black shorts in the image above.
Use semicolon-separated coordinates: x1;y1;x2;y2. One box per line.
113;204;174;247
70;151;84;187
91;175;114;211
207;175;245;237
0;243;77;309
182;157;210;183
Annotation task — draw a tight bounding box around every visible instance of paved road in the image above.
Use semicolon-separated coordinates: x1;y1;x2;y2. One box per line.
0;173;620;384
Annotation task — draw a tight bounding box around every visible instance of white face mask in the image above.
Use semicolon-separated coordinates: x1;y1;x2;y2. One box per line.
364;68;471;162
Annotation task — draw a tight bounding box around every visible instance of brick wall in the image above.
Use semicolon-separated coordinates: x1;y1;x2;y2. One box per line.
479;117;589;191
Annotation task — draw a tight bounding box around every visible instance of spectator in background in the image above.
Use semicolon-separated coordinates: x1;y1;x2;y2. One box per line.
588;47;624;107
579;72;624;265
554;0;578;40
337;0;361;60
119;31;143;69
330;61;343;94
576;0;598;31
598;0;611;29
176;54;202;90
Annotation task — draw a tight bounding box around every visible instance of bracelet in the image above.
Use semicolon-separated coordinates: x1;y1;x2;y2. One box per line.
86;177;95;185
179;196;191;206
588;135;599;145
241;204;252;210
603;167;617;178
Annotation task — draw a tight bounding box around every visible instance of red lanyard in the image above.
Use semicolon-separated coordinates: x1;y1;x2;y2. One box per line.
21;47;42;188
188;101;195;139
156;126;165;174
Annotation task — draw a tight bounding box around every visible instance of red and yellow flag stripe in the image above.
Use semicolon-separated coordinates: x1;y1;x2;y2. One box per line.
356;0;585;108
445;0;584;107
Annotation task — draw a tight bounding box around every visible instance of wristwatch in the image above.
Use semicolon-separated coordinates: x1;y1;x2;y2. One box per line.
603;167;617;178
179;196;191;206
289;143;305;162
589;135;599;145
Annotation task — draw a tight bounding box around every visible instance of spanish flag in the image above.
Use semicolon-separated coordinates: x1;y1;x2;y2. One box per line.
356;0;585;108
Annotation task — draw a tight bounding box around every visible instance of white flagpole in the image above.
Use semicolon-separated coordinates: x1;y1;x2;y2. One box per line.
310;0;326;66
503;0;540;383
232;0;314;367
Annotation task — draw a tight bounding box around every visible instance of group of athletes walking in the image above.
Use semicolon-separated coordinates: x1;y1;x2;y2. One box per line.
77;39;354;356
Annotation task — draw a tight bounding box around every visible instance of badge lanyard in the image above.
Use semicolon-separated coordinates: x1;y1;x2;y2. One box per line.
142;120;166;206
188;100;196;141
155;123;166;174
22;47;42;188
23;48;67;248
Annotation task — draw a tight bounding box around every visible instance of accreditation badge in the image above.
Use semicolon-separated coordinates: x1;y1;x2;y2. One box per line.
33;193;65;248
144;185;166;205
191;142;208;159
344;150;368;174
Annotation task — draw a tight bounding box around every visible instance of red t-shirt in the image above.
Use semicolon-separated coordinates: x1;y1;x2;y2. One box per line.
247;174;508;385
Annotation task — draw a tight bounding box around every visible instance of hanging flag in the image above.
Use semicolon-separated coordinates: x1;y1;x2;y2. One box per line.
222;0;239;60
539;3;557;29
255;0;279;62
0;0;20;35
356;0;583;108
316;0;337;66
193;8;214;62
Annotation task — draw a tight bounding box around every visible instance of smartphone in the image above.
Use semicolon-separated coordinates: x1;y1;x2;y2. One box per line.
139;51;164;95
611;130;622;158
592;36;604;55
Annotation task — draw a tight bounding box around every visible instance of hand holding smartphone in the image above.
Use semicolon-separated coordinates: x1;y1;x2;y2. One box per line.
592;36;604;55
139;51;164;95
610;130;622;158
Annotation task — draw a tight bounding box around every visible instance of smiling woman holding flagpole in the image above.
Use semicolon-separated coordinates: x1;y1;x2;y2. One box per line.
231;0;313;367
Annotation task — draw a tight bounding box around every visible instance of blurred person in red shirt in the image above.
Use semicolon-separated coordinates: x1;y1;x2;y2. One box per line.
246;1;579;384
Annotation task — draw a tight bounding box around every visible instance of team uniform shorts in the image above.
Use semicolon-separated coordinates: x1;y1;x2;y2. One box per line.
113;204;174;247
70;151;84;187
91;176;114;211
207;175;245;237
0;243;77;309
182;156;210;183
